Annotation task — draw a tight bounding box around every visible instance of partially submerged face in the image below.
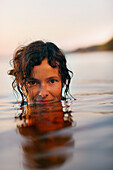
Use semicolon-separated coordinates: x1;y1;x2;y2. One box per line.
24;58;64;104
8;41;73;106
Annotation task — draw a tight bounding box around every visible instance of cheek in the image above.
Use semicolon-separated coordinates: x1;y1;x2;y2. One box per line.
50;83;62;96
27;87;39;98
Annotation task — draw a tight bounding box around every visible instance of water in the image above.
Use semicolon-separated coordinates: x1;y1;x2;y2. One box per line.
0;52;113;170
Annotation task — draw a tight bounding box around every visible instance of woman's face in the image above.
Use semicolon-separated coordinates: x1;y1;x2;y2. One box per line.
25;58;63;104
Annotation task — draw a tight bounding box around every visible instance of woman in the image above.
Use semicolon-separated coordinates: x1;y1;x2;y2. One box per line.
8;40;73;106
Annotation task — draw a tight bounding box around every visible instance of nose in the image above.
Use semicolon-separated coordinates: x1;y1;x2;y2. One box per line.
38;84;49;98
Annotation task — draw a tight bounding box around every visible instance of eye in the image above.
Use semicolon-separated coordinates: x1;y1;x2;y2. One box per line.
29;80;37;85
49;79;57;84
27;79;39;87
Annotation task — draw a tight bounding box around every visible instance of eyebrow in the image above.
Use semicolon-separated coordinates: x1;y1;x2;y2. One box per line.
27;77;37;81
27;77;40;82
28;76;59;81
46;76;59;80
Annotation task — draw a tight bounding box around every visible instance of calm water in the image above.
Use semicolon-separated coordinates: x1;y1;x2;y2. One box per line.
0;52;113;170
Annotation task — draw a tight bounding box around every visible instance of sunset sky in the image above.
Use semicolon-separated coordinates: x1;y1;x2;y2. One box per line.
0;0;113;56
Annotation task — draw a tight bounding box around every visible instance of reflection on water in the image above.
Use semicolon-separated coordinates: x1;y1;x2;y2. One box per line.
0;52;113;170
16;101;74;169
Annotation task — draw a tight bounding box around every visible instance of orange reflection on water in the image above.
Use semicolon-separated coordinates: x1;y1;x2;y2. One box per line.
17;101;74;169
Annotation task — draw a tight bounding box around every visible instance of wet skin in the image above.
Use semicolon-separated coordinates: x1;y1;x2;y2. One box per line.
25;58;64;104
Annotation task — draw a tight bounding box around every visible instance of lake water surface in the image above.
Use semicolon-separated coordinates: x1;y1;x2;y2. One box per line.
0;52;113;170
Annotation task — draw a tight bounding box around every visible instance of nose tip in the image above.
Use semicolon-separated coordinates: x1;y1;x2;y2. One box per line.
39;91;48;98
38;86;48;98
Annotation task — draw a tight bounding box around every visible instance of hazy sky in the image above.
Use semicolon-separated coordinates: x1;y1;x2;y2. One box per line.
0;0;113;56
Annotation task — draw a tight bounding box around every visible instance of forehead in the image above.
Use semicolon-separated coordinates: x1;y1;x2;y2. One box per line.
31;58;60;79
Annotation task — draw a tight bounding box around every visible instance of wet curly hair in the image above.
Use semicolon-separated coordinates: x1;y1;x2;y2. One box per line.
8;40;73;106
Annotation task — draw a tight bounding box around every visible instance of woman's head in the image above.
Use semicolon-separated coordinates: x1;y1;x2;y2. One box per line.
8;40;73;105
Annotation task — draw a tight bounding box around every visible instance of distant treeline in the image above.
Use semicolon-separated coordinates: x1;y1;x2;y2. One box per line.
67;37;113;53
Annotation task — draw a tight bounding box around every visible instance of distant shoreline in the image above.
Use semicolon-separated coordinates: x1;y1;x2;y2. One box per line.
65;37;113;54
